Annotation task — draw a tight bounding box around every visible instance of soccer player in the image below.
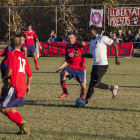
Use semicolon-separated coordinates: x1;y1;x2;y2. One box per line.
0;37;32;135
74;25;120;106
0;34;27;100
23;23;42;70
56;31;86;98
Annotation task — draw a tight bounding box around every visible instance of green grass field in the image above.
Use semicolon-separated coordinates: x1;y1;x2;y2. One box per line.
0;57;140;140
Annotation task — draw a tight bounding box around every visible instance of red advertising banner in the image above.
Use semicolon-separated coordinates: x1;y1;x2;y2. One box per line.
40;42;133;57
108;7;140;26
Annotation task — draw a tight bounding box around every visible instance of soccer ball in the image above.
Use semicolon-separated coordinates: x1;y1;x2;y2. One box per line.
75;98;86;107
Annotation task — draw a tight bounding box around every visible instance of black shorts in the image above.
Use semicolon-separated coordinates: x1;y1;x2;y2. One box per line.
90;65;108;84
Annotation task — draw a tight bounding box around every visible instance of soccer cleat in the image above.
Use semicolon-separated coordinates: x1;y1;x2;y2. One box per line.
15;129;24;135
112;85;118;99
59;93;69;98
21;121;30;135
85;100;89;107
36;67;40;70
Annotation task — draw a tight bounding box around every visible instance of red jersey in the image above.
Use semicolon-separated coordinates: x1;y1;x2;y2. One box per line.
23;30;38;45
0;45;12;64
65;42;86;70
8;50;32;98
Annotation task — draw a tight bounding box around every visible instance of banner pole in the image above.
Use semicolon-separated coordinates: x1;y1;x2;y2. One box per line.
9;7;10;42
56;6;57;35
104;5;106;32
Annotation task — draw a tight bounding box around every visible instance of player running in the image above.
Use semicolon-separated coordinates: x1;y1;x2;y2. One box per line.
74;25;120;106
0;37;32;135
0;34;27;100
23;23;42;70
56;31;86;98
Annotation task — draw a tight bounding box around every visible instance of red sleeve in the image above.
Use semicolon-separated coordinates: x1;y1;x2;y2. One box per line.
34;31;38;40
25;59;32;77
0;49;6;56
23;31;26;34
8;52;14;70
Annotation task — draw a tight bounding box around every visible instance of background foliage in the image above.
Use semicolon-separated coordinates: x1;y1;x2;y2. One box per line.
0;0;140;42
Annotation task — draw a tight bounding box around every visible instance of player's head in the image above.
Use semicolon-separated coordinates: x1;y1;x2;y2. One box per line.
67;31;76;45
27;23;32;31
88;25;98;39
16;33;26;44
12;37;22;50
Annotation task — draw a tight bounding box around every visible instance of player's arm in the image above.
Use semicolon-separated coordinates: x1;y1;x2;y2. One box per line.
111;42;120;65
74;51;93;58
78;41;86;47
3;69;12;84
27;76;32;93
26;61;32;93
56;60;68;72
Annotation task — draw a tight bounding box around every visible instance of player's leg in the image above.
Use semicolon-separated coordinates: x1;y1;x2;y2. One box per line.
78;69;86;98
0;86;30;134
80;83;86;98
33;53;40;70
59;68;70;98
96;65;118;98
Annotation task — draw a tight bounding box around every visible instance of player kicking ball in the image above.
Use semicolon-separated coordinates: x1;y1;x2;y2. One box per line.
74;25;120;106
0;37;32;135
56;31;86;99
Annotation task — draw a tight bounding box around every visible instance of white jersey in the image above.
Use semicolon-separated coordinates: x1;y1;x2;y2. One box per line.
89;35;113;65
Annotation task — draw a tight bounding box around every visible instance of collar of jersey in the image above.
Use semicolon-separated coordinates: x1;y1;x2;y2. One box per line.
27;30;33;33
14;49;21;51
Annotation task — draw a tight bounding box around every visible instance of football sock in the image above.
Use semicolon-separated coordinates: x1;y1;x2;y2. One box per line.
1;87;8;99
61;80;68;94
85;88;94;100
6;111;22;129
80;93;85;98
14;112;23;128
34;58;38;68
97;82;114;91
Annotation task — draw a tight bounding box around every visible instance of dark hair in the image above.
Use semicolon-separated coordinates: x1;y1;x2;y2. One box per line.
88;25;98;31
15;33;26;38
88;25;100;34
67;31;75;36
27;23;32;27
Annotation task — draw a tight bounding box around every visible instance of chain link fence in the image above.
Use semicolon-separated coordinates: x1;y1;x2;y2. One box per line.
0;4;140;44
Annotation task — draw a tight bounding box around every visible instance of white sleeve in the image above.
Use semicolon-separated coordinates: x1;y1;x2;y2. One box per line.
101;36;113;45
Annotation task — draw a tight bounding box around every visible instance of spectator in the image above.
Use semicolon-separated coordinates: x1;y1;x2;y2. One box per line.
117;30;125;43
47;30;57;42
108;31;113;39
63;29;71;42
134;29;140;48
112;33;119;42
125;30;134;42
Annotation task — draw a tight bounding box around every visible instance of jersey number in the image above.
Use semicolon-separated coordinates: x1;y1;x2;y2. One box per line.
18;57;25;74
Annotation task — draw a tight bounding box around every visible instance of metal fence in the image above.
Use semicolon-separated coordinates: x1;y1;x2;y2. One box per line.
0;4;140;43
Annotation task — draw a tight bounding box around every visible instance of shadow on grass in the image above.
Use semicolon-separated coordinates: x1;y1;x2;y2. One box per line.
35;129;140;140
0;132;16;134
32;72;57;73
24;100;140;112
119;86;140;88
106;73;140;76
